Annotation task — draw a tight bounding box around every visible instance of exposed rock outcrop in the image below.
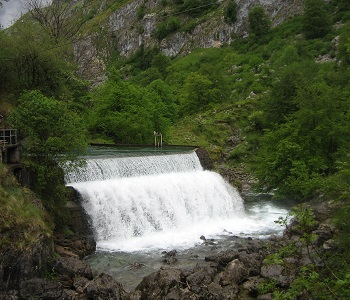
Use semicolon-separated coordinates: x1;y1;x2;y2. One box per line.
74;0;305;85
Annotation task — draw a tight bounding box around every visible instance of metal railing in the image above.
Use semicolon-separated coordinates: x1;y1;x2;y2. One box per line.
0;129;18;146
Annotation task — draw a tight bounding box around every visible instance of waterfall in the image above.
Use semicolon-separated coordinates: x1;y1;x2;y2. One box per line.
65;151;245;252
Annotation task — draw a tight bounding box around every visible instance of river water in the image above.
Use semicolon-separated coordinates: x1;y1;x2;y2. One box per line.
63;147;291;291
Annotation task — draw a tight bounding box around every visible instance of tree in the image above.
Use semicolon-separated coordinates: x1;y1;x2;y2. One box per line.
248;6;271;37
90;69;173;144
182;72;219;114
302;0;331;39
10;90;88;226
26;0;87;43
254;79;350;200
10;90;87;160
0;20;79;97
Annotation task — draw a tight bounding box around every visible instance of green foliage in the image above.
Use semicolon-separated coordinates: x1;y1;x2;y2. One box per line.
181;72;220;114
9;91;88;228
0;21;81;99
127;46;161;73
248;6;271;37
302;0;332;39
137;3;146;20
0;163;53;251
224;0;238;24
269;205;350;299
10;91;87;160
254;63;350;200
154;17;181;40
89;69;175;144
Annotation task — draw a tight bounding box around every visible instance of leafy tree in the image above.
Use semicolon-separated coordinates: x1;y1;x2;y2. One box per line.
127;45;160;73
151;52;171;77
10;90;88;226
90;69;173;143
10;90;87;161
302;0;331;39
182;72;219;114
255;79;350;200
262;61;318;126
148;79;178;121
248;6;271;37
337;23;350;68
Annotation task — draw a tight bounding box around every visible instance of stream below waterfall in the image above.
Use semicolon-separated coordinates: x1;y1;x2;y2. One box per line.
63;146;294;291
83;193;292;291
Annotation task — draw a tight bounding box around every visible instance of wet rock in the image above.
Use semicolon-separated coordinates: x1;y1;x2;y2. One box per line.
205;250;240;267
54;234;96;259
298;247;323;267
136;268;182;299
162;250;178;264
258;293;274;300
207;281;239;300
19;278;63;299
323;239;337;250
73;276;90;294
84;273;129;300
221;259;249;285
261;264;291;287
0;234;54;290
53;256;93;280
186;265;216;293
0;291;18;300
312;221;337;246
242;276;265;296
239;252;263;276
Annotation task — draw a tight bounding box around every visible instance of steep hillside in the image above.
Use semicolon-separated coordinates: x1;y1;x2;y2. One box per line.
74;0;304;84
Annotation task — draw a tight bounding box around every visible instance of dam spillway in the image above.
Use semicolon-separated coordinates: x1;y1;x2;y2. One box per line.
64;149;245;252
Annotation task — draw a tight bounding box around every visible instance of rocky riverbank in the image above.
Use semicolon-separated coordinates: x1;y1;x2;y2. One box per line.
0;198;339;299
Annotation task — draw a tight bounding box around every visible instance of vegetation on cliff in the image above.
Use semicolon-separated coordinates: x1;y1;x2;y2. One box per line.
0;163;53;251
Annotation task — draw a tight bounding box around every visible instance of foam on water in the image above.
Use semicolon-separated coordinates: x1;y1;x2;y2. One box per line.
65;151;287;253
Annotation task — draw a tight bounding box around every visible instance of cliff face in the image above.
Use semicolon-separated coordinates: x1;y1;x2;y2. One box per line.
109;0;303;57
74;0;305;84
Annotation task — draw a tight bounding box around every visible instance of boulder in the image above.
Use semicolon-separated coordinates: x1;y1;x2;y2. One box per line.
0;235;54;290
83;273;129;300
221;259;249;285
136;268;182;300
186;265;216;293
19;278;63;299
53;256;93;280
261;264;291;287
207;282;239;300
162;250;178;264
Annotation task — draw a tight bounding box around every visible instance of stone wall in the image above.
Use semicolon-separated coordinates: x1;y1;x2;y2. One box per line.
195;147;214;170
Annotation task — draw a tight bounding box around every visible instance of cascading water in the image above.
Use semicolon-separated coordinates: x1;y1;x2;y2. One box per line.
64;148;290;290
65;151;247;252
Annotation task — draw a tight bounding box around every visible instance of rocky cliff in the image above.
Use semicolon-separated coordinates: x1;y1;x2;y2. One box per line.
74;0;305;84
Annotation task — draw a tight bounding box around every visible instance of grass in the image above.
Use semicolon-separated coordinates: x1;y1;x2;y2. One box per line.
0;164;53;252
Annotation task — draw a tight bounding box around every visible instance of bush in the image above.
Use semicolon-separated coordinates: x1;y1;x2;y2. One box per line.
154;17;181;40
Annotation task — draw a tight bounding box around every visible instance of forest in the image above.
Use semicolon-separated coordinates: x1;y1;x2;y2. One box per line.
0;0;350;298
